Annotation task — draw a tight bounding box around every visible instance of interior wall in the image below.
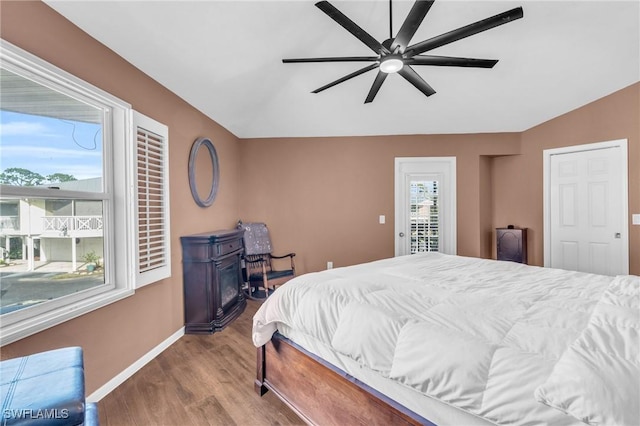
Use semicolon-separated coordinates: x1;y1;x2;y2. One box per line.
478;155;496;259
239;83;638;276
492;82;640;274
1;0;637;400
239;134;520;274
0;1;242;393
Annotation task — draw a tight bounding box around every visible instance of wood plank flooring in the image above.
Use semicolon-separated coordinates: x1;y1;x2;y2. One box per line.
98;300;303;425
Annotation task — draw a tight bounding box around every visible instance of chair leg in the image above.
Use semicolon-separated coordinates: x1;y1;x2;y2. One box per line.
262;263;269;296
245;281;269;301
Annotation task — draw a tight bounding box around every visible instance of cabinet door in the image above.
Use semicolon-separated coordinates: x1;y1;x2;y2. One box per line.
183;260;213;324
497;229;526;263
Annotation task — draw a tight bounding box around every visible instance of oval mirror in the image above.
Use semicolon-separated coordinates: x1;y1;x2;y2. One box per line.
188;137;220;207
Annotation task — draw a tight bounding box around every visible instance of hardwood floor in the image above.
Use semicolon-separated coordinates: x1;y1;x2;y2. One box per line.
98;300;303;425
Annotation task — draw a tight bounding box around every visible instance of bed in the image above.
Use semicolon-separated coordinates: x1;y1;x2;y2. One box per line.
252;253;639;425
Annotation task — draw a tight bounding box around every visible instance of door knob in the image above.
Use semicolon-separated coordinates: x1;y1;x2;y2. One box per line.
399;232;405;237
615;232;621;239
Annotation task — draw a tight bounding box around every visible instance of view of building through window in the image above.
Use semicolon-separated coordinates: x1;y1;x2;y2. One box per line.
410;180;439;254
0;69;106;314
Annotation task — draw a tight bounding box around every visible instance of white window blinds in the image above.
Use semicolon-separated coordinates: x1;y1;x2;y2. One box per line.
410;180;439;253
133;111;171;287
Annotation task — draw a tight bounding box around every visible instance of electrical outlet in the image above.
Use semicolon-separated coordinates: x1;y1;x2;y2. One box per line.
379;215;386;224
327;261;333;269
633;214;640;225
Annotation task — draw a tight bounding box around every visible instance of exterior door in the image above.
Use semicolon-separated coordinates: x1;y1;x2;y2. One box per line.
395;158;456;256
544;140;628;275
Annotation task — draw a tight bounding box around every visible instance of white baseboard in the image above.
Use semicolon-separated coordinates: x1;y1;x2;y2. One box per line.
87;326;185;402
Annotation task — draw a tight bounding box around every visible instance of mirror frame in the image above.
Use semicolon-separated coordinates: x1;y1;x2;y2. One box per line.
188;137;220;207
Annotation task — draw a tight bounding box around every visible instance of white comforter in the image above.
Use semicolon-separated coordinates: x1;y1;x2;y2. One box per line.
253;253;638;425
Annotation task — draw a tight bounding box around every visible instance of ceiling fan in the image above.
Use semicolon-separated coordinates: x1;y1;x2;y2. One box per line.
283;0;523;103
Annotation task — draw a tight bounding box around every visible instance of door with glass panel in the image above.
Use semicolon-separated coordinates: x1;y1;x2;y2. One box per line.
395;158;456;256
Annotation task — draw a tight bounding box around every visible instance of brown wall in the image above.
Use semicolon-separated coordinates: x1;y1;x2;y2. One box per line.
239;134;520;274
239;83;638;276
493;82;640;273
1;0;638;399
0;1;242;393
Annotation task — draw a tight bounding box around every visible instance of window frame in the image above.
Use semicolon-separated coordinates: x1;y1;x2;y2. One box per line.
0;39;137;345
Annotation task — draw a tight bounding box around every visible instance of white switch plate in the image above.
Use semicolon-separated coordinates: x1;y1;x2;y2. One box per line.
633;214;640;225
379;215;386;224
327;261;333;269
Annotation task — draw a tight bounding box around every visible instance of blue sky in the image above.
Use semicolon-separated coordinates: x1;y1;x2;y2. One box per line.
0;110;103;181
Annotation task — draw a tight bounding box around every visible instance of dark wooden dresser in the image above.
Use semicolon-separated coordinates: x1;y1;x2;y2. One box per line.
181;229;246;334
496;227;528;264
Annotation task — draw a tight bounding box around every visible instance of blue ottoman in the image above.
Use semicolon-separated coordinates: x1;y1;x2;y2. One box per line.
0;347;98;425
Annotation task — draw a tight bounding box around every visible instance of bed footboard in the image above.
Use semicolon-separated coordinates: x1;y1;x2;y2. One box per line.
256;333;432;425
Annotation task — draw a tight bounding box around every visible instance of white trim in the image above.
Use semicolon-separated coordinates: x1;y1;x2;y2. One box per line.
394;157;457;256
0;39;129;111
86;327;185;402
543;139;629;273
1;288;134;345
0;39;136;345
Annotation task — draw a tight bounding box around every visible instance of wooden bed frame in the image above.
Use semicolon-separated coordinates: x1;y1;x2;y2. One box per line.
255;333;435;426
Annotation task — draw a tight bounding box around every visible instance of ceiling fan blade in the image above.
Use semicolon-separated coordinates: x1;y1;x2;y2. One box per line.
283;56;379;63
364;71;389;104
407;55;498;68
315;1;388;55
406;7;524;55
398;66;436;97
312;63;379;93
390;0;434;53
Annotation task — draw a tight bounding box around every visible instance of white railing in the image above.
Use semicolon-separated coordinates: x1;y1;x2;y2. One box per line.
0;216;19;231
42;216;103;235
75;216;103;231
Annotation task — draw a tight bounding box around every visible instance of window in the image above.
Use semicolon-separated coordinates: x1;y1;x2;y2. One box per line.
0;39;170;345
409;180;439;253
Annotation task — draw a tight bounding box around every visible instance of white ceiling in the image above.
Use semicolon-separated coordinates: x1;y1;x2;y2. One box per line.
44;1;639;139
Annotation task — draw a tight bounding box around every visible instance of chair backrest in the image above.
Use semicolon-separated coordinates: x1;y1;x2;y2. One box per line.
238;222;273;256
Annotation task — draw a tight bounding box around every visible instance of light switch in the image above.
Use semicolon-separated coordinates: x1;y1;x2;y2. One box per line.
379;215;386;224
633;214;640;225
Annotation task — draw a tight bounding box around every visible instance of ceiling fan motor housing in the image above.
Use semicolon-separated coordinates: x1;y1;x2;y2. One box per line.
380;55;404;73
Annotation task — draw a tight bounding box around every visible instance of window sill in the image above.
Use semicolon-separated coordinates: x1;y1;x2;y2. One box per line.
0;287;134;346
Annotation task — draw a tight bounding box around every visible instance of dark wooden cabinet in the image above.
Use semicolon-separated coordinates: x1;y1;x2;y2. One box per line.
181;229;246;334
497;227;528;264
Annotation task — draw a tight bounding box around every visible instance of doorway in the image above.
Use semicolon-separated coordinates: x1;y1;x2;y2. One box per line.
395;157;456;256
543;139;628;275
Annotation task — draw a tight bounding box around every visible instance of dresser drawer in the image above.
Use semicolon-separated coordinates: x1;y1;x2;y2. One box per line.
215;238;243;257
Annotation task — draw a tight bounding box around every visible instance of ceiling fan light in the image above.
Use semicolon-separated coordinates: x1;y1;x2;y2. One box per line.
380;57;404;73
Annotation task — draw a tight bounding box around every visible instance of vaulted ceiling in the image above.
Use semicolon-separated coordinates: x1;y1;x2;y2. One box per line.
44;1;640;139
